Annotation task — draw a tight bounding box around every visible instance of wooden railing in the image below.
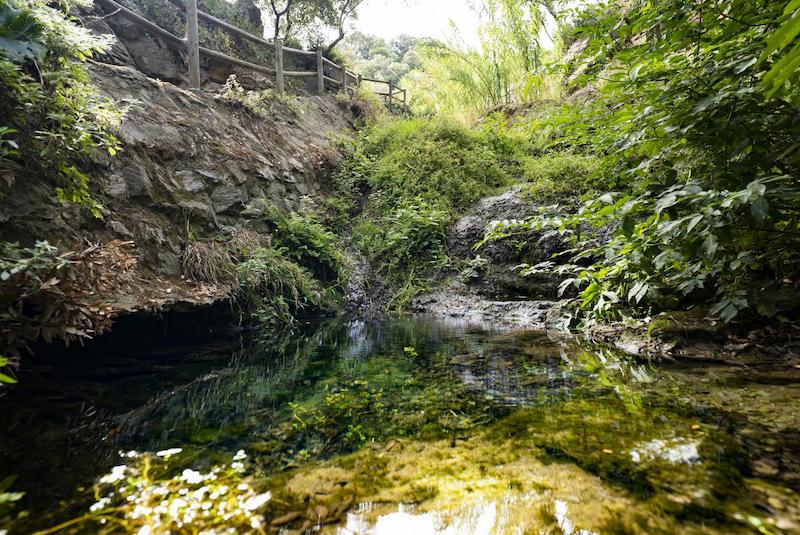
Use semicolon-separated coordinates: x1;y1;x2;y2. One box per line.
95;0;403;101
361;77;407;105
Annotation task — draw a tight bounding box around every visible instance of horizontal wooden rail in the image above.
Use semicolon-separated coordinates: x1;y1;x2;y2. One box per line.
165;0;271;48
200;46;275;75
285;70;317;77
96;0;184;45
97;0;405;103
282;46;316;57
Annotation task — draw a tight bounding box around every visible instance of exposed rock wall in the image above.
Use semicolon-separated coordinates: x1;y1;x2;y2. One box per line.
0;58;355;312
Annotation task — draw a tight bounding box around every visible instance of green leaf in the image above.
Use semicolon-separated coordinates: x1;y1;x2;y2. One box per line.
703;234;718;257
0;372;17;384
0;3;46;62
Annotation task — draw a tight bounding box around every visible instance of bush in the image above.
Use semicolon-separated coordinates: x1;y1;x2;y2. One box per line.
359;201;449;276
215;75;278;117
492;0;800;324
235;247;332;326
332;116;519;299
345;117;513;216
180;226;336;326
522;152;602;204
0;0;120;216
246;201;346;285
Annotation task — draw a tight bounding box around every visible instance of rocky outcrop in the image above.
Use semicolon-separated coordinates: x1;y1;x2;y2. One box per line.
448;185;564;300
0;59;355;313
413;186;565;327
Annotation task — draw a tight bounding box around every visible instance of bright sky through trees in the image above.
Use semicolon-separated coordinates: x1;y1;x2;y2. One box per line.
355;0;483;47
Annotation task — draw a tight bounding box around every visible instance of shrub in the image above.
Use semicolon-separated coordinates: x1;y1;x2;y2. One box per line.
346;117;513;215
333;116;517;302
249;201;346;285
216;74;278;117
235;247;332;325
522;152;602;204
490;0;800;323
0;0;120;216
365;201;449;275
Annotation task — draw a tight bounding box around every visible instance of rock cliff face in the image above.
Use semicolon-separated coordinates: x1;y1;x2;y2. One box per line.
0;53;355;313
411;186;566;328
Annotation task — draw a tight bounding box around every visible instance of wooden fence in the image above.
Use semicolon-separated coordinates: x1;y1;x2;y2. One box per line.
361;77;407;105
95;0;405;101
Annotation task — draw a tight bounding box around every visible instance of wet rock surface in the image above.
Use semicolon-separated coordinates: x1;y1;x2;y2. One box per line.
414;186;564;327
411;279;556;328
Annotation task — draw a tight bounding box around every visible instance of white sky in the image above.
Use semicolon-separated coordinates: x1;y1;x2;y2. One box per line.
353;0;560;50
354;0;484;47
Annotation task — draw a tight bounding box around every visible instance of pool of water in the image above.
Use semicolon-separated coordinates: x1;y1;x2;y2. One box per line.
1;315;799;534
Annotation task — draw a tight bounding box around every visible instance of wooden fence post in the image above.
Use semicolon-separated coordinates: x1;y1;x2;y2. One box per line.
388;80;393;103
275;37;284;96
341;65;347;94
185;0;201;88
316;50;325;95
403;88;407;105
358;74;362;89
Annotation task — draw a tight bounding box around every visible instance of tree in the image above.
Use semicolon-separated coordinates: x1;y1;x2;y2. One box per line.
406;0;547;117
320;0;368;53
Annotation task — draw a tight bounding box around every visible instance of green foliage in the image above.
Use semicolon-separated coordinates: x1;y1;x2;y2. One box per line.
215;74;279;117
404;0;553;119
0;475;25;528
181;224;341;326
332;116;523;307
357;201;449;276
459;255;490;283
235;246;331;326
494;0;800;323
0;0;120;216
0;356;18;386
522;152;602;204
347;117;514;214
759;0;800;98
249;201;346;285
341;32;422;85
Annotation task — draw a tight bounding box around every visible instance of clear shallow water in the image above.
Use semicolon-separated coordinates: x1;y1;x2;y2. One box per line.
1;315;799;534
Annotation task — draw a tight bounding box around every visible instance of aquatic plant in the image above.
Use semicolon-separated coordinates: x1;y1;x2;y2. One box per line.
40;449;271;534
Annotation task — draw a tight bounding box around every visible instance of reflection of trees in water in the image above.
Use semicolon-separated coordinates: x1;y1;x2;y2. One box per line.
451;332;655;411
113;321;342;451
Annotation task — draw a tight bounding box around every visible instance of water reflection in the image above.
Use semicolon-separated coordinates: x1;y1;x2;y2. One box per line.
1;315;799;534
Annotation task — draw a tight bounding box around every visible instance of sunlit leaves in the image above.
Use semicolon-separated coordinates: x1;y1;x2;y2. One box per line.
760;0;800;98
